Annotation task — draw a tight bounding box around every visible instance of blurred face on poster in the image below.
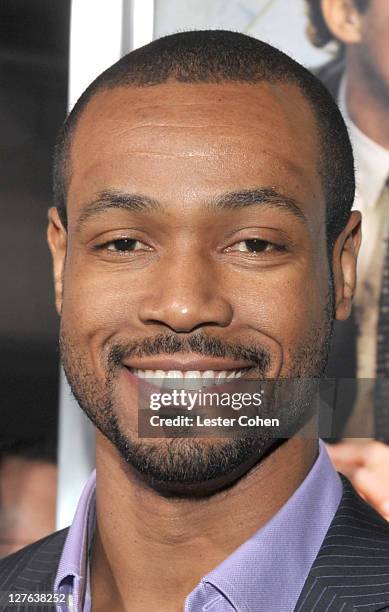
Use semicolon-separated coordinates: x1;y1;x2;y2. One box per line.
308;0;389;101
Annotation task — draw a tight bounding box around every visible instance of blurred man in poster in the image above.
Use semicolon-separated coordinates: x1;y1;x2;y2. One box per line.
306;0;389;514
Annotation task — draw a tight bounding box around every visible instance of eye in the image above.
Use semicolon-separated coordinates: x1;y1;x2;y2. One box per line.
107;238;145;252
96;238;153;254
226;239;286;254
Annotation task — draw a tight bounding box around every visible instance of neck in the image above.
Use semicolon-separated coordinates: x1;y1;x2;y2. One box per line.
90;432;317;612
345;50;389;150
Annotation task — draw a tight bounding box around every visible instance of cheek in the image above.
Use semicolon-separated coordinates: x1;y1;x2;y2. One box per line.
61;254;137;355
232;267;328;354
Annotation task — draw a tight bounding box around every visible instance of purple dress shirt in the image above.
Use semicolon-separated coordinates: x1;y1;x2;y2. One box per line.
54;440;342;612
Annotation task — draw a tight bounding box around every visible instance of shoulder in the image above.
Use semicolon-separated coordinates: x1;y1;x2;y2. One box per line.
319;474;389;562
313;57;345;99
295;476;389;611
333;473;389;524
0;528;69;591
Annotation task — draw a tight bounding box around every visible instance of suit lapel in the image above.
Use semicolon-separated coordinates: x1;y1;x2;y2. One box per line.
295;476;389;611
0;528;68;611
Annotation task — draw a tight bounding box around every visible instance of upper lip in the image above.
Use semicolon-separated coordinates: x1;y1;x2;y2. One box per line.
122;356;254;371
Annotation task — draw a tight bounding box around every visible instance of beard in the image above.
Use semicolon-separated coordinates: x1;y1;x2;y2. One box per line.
60;294;334;497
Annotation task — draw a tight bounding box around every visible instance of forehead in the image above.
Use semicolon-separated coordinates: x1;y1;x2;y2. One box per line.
68;81;322;218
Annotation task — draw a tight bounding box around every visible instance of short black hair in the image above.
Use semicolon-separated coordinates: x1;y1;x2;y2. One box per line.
305;0;370;48
53;30;354;251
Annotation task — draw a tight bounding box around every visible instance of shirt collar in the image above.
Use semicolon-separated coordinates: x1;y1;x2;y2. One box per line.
54;469;96;610
199;440;342;612
338;76;389;210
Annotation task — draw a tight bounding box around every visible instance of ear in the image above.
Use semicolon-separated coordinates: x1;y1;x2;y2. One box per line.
321;0;364;44
332;210;362;321
47;207;67;316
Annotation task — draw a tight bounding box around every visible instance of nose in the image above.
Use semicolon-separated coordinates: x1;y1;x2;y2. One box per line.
138;255;233;333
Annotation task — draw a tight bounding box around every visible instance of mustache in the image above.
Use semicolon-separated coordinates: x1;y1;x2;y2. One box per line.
107;333;271;374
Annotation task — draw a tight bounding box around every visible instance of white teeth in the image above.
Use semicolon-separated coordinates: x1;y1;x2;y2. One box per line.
166;370;183;378
202;370;214;379
216;371;227;385
130;368;246;387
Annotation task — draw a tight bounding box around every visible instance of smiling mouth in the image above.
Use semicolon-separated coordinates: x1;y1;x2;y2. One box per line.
126;367;252;389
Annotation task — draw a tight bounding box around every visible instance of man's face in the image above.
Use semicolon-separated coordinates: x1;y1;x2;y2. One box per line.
49;81;335;495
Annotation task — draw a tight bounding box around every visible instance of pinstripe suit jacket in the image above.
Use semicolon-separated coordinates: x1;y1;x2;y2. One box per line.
0;477;388;612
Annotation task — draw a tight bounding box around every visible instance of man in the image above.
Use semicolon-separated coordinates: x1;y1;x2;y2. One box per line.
1;31;389;612
306;0;389;517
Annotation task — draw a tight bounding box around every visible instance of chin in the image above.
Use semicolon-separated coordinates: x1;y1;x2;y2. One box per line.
110;433;282;499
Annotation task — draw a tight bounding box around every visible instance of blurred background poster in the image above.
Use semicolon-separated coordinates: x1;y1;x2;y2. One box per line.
1;0;388;557
154;0;329;65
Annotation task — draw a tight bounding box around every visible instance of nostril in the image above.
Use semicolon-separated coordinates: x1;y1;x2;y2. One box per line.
142;318;228;334
139;299;233;332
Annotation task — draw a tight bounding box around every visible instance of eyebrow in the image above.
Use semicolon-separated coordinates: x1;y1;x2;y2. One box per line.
210;188;307;223
76;191;160;229
75;187;307;230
